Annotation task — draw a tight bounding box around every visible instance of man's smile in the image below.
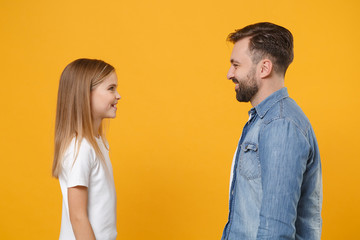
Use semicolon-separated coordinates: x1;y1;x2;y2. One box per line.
231;78;240;90
231;78;239;84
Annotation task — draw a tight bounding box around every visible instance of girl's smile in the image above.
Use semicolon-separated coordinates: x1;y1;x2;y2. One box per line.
91;72;121;130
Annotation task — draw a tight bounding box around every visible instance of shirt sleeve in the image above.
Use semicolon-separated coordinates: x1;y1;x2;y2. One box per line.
65;140;96;188
256;118;310;239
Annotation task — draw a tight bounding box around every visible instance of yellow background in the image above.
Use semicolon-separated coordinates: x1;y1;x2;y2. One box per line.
0;0;359;239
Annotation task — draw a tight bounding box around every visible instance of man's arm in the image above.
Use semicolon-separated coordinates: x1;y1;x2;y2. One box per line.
256;118;310;239
68;186;96;240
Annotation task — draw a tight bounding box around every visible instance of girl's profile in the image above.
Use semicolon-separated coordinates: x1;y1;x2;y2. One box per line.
52;58;120;240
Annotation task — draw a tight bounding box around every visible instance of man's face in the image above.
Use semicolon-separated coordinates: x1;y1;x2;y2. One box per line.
227;38;259;102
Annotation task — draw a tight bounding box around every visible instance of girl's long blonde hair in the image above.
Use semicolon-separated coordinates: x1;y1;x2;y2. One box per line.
52;58;115;178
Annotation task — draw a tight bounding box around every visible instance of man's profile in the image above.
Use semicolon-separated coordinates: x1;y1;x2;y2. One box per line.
221;22;322;240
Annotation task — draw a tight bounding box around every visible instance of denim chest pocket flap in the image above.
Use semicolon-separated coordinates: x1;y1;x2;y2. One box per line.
239;142;261;180
244;142;258;152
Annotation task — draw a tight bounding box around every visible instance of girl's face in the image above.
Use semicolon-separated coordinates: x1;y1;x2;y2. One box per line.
90;72;121;123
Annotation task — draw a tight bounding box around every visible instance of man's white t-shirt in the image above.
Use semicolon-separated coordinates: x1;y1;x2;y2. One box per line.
58;137;117;240
229;113;252;196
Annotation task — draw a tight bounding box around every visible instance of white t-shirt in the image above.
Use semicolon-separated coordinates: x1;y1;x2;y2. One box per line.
58;137;117;240
229;113;252;196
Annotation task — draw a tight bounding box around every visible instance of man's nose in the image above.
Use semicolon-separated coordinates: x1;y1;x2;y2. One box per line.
227;67;235;80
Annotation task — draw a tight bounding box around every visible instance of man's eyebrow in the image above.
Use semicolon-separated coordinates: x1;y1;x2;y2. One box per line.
230;59;239;64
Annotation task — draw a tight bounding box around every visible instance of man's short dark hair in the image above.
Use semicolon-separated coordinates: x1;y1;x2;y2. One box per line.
228;22;294;75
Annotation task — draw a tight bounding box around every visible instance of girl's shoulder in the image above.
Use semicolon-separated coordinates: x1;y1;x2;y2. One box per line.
63;137;97;167
96;136;110;151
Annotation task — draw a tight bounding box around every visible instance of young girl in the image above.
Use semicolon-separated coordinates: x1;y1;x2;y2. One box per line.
52;58;121;240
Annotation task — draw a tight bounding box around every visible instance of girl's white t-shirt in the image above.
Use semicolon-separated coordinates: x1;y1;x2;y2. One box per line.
58;137;117;240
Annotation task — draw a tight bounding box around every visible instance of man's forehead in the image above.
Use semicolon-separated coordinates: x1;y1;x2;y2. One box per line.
231;38;252;60
233;38;250;52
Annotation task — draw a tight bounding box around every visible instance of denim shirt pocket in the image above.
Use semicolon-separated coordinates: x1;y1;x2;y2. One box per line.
239;142;261;180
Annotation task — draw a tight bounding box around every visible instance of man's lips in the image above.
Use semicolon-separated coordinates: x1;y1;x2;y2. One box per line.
231;78;240;90
235;83;239;91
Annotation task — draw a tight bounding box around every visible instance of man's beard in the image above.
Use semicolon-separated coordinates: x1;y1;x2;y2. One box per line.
234;68;258;102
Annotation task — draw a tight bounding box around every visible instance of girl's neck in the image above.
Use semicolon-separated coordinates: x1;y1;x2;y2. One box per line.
92;119;101;138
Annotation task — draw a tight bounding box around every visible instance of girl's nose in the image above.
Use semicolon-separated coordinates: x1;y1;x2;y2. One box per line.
116;91;121;100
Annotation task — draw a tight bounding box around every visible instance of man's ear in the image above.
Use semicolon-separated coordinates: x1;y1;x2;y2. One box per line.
259;59;273;78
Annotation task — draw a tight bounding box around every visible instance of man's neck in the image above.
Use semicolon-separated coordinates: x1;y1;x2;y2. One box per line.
250;79;285;107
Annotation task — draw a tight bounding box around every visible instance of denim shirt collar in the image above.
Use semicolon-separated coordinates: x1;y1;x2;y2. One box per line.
250;87;289;119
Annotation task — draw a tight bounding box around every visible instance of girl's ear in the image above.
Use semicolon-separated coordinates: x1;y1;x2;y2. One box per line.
259;59;273;78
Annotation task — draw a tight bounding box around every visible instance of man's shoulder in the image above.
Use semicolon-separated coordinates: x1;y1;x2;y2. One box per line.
262;97;311;133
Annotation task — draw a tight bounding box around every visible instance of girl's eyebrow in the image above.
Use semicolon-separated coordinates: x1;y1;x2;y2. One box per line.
107;83;117;87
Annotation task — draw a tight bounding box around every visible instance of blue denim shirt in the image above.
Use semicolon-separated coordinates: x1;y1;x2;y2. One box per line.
222;88;322;240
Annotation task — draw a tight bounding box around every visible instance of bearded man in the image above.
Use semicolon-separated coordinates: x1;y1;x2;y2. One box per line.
221;22;322;240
